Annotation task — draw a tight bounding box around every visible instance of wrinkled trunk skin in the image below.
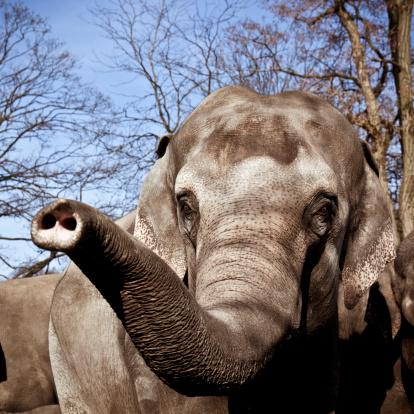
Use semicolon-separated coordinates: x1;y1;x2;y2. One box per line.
39;204;227;414
48;260;227;413
32;199;338;413
31;199;269;394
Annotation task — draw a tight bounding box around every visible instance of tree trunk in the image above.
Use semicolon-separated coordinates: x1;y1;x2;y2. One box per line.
334;0;401;244
386;0;414;241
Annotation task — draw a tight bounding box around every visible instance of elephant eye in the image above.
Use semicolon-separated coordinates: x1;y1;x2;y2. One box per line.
318;205;330;218
181;202;193;219
176;192;199;246
310;200;336;238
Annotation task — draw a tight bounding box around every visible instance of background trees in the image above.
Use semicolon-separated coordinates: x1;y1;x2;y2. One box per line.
1;0;413;278
90;0;248;136
0;1;155;278
223;0;413;244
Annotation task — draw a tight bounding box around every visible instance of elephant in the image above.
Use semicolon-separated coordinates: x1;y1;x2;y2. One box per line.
337;231;414;414
389;230;414;410
30;85;396;413
0;273;61;413
337;265;413;413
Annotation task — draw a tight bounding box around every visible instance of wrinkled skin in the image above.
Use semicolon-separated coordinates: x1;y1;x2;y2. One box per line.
0;274;61;413
43;211;226;413
390;231;414;409
31;86;395;413
338;266;414;413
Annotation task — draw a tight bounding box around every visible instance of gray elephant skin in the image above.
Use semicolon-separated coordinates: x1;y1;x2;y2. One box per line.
337;233;414;414
31;85;395;413
390;230;414;411
338;265;413;413
0;274;61;413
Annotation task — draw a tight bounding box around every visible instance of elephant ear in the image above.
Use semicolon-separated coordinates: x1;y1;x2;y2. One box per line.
341;140;396;310
134;134;187;280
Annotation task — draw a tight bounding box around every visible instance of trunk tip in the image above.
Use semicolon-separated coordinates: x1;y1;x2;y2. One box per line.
31;199;81;252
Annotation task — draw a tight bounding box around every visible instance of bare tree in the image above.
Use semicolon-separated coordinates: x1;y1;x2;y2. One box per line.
1;0;253;280
91;0;249;137
224;0;413;244
0;1;153;279
385;0;414;239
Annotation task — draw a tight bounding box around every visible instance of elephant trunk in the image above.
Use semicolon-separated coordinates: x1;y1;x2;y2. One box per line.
31;199;271;396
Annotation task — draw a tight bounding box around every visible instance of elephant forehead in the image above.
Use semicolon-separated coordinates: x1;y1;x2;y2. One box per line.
175;148;337;204
183;113;306;168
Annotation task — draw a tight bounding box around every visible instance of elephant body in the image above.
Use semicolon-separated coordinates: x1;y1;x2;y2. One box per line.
338;266;413;413
0;274;61;413
32;86;395;413
0;405;61;414
390;230;414;410
337;230;414;414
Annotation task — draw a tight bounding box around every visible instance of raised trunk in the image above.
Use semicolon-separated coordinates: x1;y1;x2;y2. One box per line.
31;199;281;396
386;0;414;240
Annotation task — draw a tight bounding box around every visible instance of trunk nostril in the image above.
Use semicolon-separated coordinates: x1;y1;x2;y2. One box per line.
41;214;57;230
38;213;76;232
61;217;77;231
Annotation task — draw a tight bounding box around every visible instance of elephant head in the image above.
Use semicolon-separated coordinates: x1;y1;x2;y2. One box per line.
31;86;395;412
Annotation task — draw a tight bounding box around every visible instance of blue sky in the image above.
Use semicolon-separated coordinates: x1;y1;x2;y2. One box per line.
1;0;135;277
27;0;267;104
28;0;136;103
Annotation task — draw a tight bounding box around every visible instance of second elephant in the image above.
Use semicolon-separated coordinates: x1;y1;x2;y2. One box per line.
390;230;414;410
